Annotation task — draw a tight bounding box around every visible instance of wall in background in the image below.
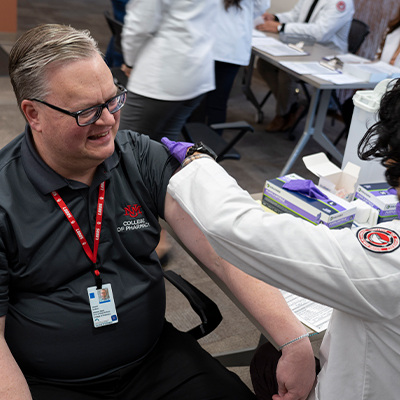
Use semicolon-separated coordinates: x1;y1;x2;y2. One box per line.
354;0;400;59
0;0;17;33
269;0;296;14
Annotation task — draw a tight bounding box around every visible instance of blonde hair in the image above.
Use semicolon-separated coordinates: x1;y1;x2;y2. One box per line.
9;24;101;113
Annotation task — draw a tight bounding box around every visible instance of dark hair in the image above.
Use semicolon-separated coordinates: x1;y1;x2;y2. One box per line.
224;0;242;10
387;8;400;35
358;78;400;187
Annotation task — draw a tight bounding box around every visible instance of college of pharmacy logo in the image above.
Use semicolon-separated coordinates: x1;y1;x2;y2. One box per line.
117;203;150;233
357;227;400;253
336;1;346;12
124;204;142;218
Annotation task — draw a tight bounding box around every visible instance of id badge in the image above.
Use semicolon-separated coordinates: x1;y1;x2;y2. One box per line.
87;283;118;328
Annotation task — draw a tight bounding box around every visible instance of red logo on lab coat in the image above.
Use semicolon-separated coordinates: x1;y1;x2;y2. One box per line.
336;1;346;12
357;227;400;253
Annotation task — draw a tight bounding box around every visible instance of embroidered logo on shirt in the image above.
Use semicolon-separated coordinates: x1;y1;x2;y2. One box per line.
357;227;400;253
117;204;150;233
336;1;346;12
124;204;142;218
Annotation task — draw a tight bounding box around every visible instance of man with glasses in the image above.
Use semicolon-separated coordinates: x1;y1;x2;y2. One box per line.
0;24;316;399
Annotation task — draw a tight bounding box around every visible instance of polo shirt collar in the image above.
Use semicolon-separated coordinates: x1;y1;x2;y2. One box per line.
21;125;120;195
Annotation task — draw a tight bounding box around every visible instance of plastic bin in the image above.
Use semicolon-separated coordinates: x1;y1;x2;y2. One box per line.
342;79;396;184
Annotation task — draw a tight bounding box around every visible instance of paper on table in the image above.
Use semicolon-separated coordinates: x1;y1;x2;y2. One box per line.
368;60;400;78
281;290;332;332
252;36;308;56
280;61;340;75
315;73;366;84
252;28;265;38
328;53;370;63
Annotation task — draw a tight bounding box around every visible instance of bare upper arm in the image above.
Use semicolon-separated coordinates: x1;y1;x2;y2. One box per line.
0;316;5;336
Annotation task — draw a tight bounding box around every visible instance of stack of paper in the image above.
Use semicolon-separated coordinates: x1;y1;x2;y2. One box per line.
252;36;308;57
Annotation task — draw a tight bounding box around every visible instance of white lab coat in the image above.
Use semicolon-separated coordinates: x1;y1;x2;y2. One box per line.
214;0;270;66
168;158;400;400
121;0;217;101
380;27;400;68
276;0;354;53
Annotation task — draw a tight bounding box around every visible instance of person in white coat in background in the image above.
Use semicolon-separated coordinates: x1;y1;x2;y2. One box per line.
191;0;270;132
255;0;354;132
162;77;400;399
119;0;217;142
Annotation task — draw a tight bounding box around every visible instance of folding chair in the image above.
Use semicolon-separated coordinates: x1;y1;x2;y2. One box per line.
182;121;254;162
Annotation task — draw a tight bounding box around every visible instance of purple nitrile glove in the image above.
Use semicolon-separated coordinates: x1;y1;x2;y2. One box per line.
283;179;329;201
161;137;194;164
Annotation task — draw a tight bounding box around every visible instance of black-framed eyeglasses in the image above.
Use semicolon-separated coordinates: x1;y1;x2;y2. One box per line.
29;83;127;127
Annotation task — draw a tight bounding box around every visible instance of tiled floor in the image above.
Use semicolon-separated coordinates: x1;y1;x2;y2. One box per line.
0;0;348;390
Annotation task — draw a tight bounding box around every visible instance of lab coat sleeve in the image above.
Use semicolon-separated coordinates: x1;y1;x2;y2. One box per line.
279;0;354;44
275;0;303;23
254;0;271;18
121;0;164;67
168;158;400;321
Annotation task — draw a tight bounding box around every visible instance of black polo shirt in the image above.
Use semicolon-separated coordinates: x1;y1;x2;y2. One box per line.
0;126;179;381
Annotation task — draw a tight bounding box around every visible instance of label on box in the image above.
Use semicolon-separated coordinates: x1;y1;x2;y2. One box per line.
263;175;356;229
355;182;398;222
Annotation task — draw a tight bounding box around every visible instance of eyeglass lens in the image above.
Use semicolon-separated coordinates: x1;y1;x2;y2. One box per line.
78;91;127;126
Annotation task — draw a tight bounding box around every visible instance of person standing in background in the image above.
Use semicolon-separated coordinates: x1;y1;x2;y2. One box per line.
191;0;270;132
255;0;354;132
378;7;400;67
104;0;129;68
119;0;217;142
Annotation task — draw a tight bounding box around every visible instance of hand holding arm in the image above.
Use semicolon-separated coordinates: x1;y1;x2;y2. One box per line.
165;193;315;399
0;316;32;399
273;340;316;400
161;137;193;164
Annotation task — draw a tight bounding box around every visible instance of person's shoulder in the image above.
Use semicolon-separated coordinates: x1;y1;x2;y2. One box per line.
115;129;143;145
115;130;166;162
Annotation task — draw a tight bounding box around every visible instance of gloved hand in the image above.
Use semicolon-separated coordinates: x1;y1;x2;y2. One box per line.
283;179;329;201
161;137;193;164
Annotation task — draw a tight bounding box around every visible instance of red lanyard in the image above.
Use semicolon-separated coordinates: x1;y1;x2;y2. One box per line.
51;181;106;288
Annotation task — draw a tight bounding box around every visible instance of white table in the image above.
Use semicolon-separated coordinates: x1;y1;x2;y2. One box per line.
243;34;377;175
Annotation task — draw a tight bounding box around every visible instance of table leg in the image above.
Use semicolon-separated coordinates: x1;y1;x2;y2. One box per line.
312;90;343;164
280;88;344;175
280;88;321;175
242;53;265;123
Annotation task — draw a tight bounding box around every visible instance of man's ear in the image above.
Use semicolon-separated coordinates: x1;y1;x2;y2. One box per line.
21;99;43;132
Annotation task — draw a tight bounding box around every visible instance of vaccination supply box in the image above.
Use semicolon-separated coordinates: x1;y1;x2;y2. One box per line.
262;173;357;229
355;182;398;223
302;152;360;202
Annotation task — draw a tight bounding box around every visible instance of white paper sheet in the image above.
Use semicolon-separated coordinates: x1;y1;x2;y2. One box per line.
252;28;266;38
252;37;308;56
327;53;370;63
279;61;340;75
280;290;332;332
315;73;366;84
